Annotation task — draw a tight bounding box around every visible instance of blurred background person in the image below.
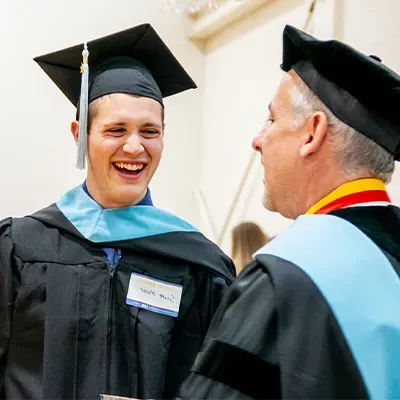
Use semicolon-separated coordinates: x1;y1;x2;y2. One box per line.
231;221;271;275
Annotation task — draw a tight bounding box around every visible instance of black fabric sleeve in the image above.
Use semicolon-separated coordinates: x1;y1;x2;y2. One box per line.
163;269;233;399
0;218;17;397
177;261;280;399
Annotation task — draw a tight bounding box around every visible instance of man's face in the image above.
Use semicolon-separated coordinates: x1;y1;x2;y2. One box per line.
82;93;164;208
252;72;305;217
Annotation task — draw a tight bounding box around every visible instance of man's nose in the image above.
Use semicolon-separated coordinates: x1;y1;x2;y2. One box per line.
252;130;263;152
123;132;144;155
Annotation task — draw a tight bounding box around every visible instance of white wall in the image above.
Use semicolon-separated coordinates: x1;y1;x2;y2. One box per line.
0;0;204;225
333;0;400;202
1;0;399;249
199;0;400;253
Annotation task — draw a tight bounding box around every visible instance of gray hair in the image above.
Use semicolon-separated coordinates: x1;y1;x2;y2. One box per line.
290;77;395;184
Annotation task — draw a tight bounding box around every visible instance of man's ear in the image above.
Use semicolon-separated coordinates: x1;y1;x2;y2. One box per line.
299;111;329;158
70;121;79;145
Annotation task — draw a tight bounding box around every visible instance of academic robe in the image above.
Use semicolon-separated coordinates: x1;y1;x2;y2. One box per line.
0;185;235;400
177;205;400;399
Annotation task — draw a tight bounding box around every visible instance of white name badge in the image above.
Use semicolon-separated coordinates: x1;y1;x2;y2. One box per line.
126;273;183;317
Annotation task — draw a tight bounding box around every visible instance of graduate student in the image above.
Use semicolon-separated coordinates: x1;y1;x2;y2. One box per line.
0;23;235;400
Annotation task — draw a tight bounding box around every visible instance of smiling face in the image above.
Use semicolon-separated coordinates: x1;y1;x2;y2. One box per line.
71;93;164;209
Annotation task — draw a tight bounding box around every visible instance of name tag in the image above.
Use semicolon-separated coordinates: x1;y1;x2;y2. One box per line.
126;273;183;317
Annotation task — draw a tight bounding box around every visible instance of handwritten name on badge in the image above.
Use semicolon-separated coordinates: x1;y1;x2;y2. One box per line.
126;273;183;317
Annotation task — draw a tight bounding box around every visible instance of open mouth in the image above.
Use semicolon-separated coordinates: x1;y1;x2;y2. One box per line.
112;162;146;176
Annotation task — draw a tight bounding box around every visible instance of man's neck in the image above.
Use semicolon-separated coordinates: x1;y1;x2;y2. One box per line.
82;180;153;208
302;176;355;215
288;156;377;218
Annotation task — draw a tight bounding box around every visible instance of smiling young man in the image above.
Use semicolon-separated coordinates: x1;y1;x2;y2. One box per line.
77;93;164;209
0;24;235;400
177;25;400;399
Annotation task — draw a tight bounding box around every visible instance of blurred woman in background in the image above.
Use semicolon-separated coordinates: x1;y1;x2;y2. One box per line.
231;221;271;275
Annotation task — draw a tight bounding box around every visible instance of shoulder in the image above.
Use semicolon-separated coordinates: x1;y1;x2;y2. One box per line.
0;212;53;262
0;216;12;233
255;248;348;331
256;253;317;291
1;203;60;237
253;252;345;351
174;230;237;282
235;256;323;322
1;206;92;264
8;208;57;244
0;217;14;254
0;215;39;243
0;216;40;264
254;214;369;295
146;207;236;282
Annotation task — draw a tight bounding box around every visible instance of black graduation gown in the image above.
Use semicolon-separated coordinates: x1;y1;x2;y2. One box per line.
0;202;235;400
177;205;400;399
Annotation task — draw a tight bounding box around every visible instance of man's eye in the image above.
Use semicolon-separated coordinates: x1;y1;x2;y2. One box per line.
143;130;159;135
108;128;125;133
265;116;274;126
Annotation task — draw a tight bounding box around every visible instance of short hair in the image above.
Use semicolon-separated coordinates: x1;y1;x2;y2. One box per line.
290;76;395;184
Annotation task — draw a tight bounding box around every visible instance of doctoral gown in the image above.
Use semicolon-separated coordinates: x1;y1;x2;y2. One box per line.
177;205;400;399
0;185;235;400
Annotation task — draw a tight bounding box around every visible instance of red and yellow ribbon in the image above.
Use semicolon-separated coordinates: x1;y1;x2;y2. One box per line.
306;178;391;215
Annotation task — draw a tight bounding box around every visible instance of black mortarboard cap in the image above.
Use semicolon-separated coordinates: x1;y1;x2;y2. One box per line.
34;23;197;168
281;25;400;161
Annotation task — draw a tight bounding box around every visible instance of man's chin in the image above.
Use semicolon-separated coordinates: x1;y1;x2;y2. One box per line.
262;192;275;212
112;186;147;207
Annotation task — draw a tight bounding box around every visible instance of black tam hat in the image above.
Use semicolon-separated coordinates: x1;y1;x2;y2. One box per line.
34;23;197;169
281;25;400;161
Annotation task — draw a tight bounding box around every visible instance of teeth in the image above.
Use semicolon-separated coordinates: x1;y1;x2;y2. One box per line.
114;162;144;171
